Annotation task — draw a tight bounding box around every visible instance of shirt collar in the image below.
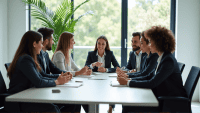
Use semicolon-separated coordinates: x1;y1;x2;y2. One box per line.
157;52;164;63
96;50;106;56
134;51;142;56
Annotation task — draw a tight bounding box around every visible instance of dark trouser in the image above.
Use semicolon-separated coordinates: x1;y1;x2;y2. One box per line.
110;104;115;109
122;106;160;113
20;102;60;112
57;104;81;112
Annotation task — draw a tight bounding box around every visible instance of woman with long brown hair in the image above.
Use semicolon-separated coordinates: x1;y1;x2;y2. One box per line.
6;31;73;112
52;32;92;77
85;35;120;73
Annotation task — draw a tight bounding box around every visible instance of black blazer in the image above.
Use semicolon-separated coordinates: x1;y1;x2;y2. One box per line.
126;51;147;72
37;50;66;76
8;55;56;94
85;50;120;72
128;53;159;78
129;52;187;98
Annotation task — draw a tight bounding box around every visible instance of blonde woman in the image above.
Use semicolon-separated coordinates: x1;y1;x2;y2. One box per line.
52;32;92;77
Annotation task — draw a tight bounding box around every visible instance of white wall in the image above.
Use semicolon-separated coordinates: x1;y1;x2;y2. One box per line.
7;0;27;62
0;0;27;88
0;0;8;88
176;0;200;101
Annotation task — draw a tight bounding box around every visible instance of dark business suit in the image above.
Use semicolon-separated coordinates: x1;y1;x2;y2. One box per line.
7;55;59;112
37;50;66;75
126;51;147;72
122;52;187;113
128;53;159;78
85;50;120;72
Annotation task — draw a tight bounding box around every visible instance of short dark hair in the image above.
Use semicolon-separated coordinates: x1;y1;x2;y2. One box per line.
37;27;54;41
141;31;149;44
132;32;141;39
146;26;175;53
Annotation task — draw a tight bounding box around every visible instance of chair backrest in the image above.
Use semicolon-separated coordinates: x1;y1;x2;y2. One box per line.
4;63;11;70
0;71;7;108
0;71;7;94
184;66;200;100
178;62;185;74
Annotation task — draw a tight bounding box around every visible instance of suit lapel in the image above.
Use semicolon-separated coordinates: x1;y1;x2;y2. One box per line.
104;51;109;67
140;53;146;70
132;53;136;69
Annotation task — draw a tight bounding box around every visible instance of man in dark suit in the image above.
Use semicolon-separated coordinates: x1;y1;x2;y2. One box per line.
125;32;147;73
37;27;65;75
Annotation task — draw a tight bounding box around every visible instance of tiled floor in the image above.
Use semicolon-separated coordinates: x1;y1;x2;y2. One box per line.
81;102;200;113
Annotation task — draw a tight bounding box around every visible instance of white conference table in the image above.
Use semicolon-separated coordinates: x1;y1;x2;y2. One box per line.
6;72;158;113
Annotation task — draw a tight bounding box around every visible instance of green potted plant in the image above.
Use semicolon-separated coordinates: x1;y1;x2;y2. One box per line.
22;0;93;52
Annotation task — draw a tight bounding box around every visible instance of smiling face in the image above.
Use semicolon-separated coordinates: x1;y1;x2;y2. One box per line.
140;37;150;53
131;36;141;51
45;35;54;50
69;37;75;49
33;38;43;55
97;38;106;52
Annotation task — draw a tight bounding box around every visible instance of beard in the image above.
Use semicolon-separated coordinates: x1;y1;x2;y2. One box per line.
46;43;52;51
132;46;140;51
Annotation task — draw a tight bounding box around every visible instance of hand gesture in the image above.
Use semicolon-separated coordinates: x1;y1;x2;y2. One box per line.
97;67;106;72
63;72;73;80
55;72;70;85
128;69;136;73
117;77;128;85
83;69;92;75
92;62;103;67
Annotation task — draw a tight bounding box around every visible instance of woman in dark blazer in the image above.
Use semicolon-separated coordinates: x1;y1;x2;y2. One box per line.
85;35;120;112
85;35;120;73
6;31;76;112
117;26;187;113
127;31;159;78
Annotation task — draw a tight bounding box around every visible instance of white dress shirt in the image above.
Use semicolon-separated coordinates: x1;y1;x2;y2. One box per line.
52;51;80;76
154;52;164;75
134;51;142;72
90;51;108;72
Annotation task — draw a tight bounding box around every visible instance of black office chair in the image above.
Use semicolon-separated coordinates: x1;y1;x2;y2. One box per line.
0;71;9;112
0;71;21;112
178;62;185;74
158;66;200;113
4;63;11;71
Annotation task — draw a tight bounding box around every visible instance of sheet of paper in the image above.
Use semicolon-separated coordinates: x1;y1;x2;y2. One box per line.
57;83;83;88
76;75;94;78
89;76;107;80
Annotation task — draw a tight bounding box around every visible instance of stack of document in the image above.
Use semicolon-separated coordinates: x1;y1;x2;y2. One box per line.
110;81;127;87
57;83;83;88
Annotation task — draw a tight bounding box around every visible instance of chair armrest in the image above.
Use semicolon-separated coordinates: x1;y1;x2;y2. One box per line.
158;96;190;112
158;96;190;102
0;93;11;98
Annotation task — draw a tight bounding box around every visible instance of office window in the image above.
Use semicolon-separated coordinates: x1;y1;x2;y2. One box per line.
30;0;173;68
74;0;121;68
127;0;171;58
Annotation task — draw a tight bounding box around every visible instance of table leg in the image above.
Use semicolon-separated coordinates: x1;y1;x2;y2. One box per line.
89;104;99;113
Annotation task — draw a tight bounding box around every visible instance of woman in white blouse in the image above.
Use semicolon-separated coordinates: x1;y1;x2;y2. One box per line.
52;32;92;76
